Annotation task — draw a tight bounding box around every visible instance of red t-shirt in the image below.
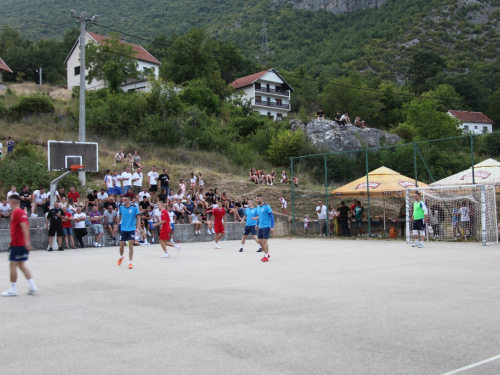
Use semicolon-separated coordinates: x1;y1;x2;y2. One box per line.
212;207;226;223
161;209;171;230
68;191;80;201
11;208;29;246
62;212;73;228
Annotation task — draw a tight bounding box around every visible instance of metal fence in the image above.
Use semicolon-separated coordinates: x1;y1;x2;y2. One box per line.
289;131;500;238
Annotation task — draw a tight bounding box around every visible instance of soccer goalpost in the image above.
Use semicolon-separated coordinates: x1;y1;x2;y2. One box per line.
405;185;498;246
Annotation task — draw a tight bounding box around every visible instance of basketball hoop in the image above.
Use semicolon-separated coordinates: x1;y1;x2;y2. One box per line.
70;164;85;172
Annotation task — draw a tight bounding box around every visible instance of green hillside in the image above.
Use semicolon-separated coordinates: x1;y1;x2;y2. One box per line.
2;0;500;80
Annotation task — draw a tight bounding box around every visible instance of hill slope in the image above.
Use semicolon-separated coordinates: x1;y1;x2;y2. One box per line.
1;0;500;81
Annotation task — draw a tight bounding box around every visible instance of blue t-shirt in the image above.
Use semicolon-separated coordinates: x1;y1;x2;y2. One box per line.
256;204;273;228
244;208;258;226
119;204;140;231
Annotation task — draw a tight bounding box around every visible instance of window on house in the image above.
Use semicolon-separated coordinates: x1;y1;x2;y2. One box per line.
474;126;478;129
483;126;488;133
277;113;283;120
276;99;282;106
255;96;262;103
464;125;469;131
74;66;80;76
255;82;261;90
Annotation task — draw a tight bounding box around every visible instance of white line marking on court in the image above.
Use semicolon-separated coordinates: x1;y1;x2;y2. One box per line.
440;354;500;375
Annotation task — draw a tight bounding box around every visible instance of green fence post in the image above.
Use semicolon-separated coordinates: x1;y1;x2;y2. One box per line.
413;143;418;186
471;134;475;184
324;155;329;236
291;157;295;234
365;149;371;235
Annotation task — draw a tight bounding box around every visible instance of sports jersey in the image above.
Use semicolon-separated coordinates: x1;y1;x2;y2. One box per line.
119;204;140;231
11;208;28;246
68;191;80;201
113;175;122;187
47;208;64;226
105;175;114;188
89;211;102;225
256;204;274;228
161;209;171;230
212;207;226;223
148;171;159;185
459;206;470;222
244;207;258;226
413;201;428;220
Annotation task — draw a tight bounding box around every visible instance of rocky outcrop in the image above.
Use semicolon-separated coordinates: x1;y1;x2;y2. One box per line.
289;0;387;13
290;119;401;152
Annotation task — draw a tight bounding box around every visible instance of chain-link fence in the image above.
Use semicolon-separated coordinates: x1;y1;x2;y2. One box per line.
290;132;500;241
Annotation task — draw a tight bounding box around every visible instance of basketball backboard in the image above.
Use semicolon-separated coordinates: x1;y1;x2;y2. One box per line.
48;140;98;172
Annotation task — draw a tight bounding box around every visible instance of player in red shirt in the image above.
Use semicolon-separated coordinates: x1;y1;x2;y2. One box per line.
211;200;226;249
153;201;180;258
2;194;37;297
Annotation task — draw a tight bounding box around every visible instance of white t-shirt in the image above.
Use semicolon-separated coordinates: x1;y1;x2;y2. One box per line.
168;210;175;223
113;175;122;188
199;178;204;186
132;172;143;187
280;197;287;208
0;203;11;215
174;202;184;212
138;192;150;201
121;172;132;186
115;152;124;161
97;192;108;201
459;206;470;222
148;171;159;185
74;213;87;228
105;175;114;188
6;190;16;199
316;205;327;220
33;190;47;204
153;208;161;223
340;114;348;122
191;213;199;223
174;193;184;200
190;176;197;184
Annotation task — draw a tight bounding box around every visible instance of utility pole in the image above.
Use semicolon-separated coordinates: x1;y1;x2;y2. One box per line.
36;68;42;86
70;10;99;186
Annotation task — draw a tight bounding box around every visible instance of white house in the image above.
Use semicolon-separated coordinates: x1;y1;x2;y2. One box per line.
230;68;293;120
448;110;493;134
65;31;161;92
0;57;13;84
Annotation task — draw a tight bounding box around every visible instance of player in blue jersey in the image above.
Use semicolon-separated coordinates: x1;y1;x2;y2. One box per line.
253;194;274;262
239;199;262;253
117;195;141;269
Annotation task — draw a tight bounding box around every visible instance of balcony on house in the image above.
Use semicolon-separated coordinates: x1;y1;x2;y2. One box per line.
254;83;290;97
254;99;290;110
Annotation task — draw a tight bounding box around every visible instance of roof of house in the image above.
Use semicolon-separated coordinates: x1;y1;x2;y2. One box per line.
448;110;493;124
230;68;294;91
64;32;161;65
0;57;13;74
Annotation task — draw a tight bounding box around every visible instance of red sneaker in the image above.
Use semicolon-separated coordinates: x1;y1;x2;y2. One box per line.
117;257;123;266
261;256;269;262
261;254;270;260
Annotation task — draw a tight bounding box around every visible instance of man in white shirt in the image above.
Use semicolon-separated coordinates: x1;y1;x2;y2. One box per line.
138;187;151;203
6;186;17;199
31;187;48;217
340;113;351;126
104;169;115;197
132;168;143;195
112;170;123;196
316;200;327;236
148;166;159;202
114;149;124;165
120;167;133;194
459;203;471;239
0;199;12;223
97;189;109;208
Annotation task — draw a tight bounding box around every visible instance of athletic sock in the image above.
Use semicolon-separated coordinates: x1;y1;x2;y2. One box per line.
129;261;132;265
266;254;270;258
120;256;124;259
240;243;244;249
28;279;36;289
11;282;16;291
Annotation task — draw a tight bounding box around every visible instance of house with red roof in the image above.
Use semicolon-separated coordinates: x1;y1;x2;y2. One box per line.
64;32;161;92
448;110;493;134
0;57;13;84
230;68;293;120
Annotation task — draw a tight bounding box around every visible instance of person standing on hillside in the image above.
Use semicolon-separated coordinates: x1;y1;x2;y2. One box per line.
132;168;143;195
117;196;141;269
239;199;261;253
158;168;171;196
6;136;14;155
148;166;159;202
211;200;226;249
2;194;37;297
254;194;274;262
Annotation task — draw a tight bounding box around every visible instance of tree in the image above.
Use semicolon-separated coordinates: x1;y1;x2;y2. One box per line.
85;36;139;92
408;50;446;94
267;129;307;166
423;84;466;113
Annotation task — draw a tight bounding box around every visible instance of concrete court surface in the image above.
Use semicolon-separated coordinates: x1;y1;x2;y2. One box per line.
0;238;500;375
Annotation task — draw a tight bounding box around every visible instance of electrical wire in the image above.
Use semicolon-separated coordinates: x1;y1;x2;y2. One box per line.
0;22;76;31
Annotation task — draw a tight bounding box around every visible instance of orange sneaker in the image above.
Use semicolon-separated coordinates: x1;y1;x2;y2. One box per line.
128;263;133;269
117;257;123;266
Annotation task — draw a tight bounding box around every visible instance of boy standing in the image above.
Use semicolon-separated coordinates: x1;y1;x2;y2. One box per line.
211;200;226;249
2;195;37;297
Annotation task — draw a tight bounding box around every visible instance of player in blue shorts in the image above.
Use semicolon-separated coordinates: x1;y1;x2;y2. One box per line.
239;199;262;253
253;194;274;262
117;195;141;269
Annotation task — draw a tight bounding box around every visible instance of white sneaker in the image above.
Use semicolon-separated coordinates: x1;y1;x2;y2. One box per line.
174;244;181;252
211;229;215;234
147;231;151;236
94;242;98;248
31;214;38;218
418;243;424;248
411;242;418;247
215;244;221;249
207;230;211;234
161;252;170;258
1;289;17;297
28;286;38;295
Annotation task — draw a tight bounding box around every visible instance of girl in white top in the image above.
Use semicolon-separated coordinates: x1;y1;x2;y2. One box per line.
179;179;186;195
191;213;202;234
190;172;197;192
198;172;204;187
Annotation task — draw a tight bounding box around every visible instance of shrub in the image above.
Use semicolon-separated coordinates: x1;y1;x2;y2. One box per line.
267;129;307;166
9;94;55;117
0;100;7;117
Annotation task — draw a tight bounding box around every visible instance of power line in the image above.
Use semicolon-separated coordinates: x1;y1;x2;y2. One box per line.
0;22;76;31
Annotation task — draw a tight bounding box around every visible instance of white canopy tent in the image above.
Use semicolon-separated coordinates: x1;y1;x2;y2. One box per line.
431;158;500;190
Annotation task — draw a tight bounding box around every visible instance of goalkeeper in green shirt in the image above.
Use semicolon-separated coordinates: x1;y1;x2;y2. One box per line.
412;192;428;248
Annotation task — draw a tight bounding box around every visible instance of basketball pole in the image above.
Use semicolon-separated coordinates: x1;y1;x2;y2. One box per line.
71;10;99;186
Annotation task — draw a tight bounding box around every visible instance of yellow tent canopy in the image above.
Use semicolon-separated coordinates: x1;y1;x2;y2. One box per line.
331;166;428;197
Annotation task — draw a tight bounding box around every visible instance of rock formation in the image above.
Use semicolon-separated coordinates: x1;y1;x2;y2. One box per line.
290;119;401;152
289;0;387;13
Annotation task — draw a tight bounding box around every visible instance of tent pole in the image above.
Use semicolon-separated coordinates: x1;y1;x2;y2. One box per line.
413;143;418;187
365;149;371;235
471;135;475;184
291;157;295;234
324;155;329;237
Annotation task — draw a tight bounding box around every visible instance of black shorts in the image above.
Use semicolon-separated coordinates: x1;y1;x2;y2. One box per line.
149;185;158;192
413;219;426;231
9;246;29;262
258;227;271;239
120;230;135;242
243;225;257;236
48;224;64;237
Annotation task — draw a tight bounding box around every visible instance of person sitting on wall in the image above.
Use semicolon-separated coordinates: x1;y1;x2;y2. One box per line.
354;116;366;128
316;107;325;122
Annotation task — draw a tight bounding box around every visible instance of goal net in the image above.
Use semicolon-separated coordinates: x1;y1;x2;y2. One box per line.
405;185;498;246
